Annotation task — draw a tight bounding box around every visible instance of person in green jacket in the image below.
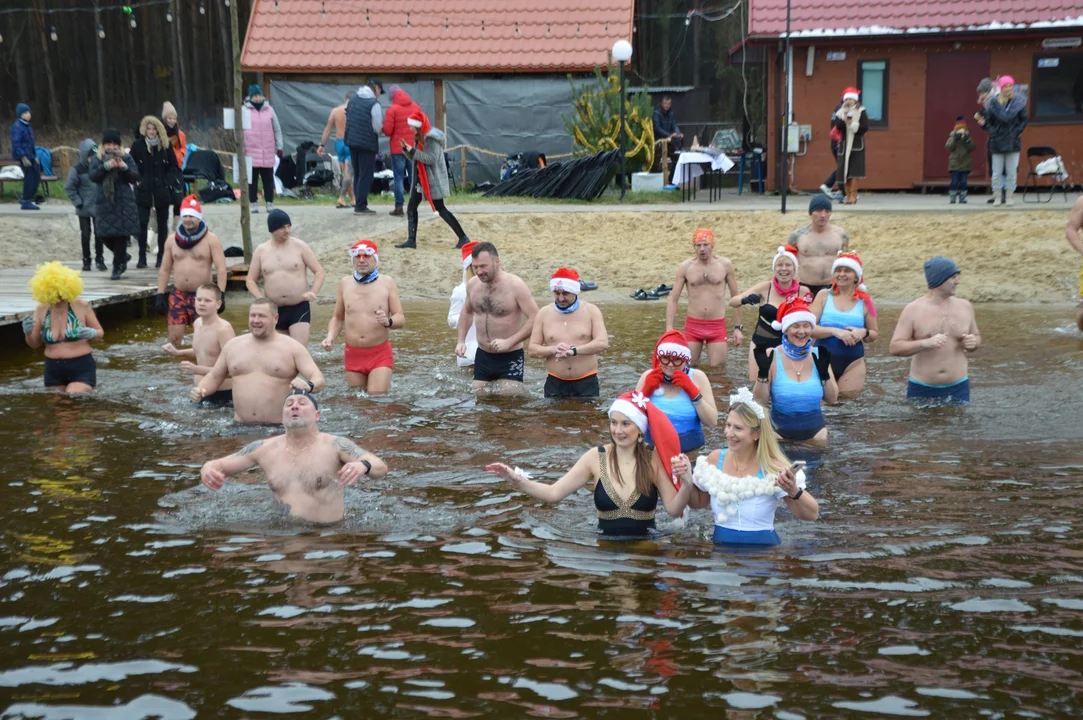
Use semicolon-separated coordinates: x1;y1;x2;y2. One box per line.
946;116;976;204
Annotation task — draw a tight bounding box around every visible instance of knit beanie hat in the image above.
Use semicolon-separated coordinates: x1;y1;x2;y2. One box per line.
16;103;31;117
248;84;264;98
162;101;178;120
102;128;122;146
953;115;968;132
267;208;291;234
976;78;994;94
924;256;960;289
809;194;832;214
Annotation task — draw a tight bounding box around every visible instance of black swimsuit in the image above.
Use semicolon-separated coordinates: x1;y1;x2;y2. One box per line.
751;286;786;349
593;446;658;536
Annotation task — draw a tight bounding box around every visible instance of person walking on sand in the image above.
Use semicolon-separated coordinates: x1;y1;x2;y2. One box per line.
665;228;744;368
832;87;868;204
789;195;850;296
448;241;480;369
89;128;140;281
11;103;40;210
529;268;609;398
381;84;421;217
317;92;355;209
946;116;976;204
200;391;387;524
395;109;471;250
130;115;181;268
163;284;236;407
1066;196;1083;332
977;76;1027;207
243;85;284;214
65;138;105;272
23;262;104;393
809;251;878;396
345;78;384;215
246;209;325;346
890;256;981;405
322;240;404;395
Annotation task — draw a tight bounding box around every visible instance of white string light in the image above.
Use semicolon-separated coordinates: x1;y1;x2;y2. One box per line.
98;24;105;38
49;25;57;41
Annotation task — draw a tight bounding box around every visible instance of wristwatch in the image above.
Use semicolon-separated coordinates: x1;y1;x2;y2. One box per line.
571;346;578;356
733;324;744;331
790;488;804;501
386;316;394;328
361;459;372;475
305;379;315;392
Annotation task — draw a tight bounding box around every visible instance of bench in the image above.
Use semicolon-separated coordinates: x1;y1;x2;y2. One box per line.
0;159;59;197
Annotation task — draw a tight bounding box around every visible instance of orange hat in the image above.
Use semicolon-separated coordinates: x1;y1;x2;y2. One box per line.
692;228;715;247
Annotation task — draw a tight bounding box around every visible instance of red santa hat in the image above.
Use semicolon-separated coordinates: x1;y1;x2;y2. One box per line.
773;244;799;271
771;297;817;332
179;194;202;220
831;251;877;317
348;239;378;264
692;228;715;247
653;329;692;370
550;267;581;295
842;86;860;101
460;241;479;269
608;390;683;489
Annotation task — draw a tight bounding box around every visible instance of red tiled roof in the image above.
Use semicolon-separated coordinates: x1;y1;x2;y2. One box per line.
747;0;1083;38
242;0;636;74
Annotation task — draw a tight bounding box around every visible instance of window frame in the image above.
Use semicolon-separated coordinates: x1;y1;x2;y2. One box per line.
1029;51;1083;125
857;59;890;129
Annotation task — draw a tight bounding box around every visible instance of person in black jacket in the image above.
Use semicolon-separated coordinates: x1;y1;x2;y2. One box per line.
130;116;180;268
344;79;384;215
90;129;141;281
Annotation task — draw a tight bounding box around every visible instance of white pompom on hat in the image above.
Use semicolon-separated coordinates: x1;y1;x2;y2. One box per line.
550;267;581;295
178;194;202;220
771;297;817;332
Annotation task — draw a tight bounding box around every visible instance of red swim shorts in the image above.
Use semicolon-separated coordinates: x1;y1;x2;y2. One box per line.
683;316;727;344
344;341;394;375
168;288;197;327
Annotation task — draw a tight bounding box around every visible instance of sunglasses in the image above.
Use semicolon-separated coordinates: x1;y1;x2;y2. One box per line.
657;353;688;366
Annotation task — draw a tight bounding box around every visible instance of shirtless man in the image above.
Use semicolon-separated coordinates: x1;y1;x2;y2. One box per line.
665;228;743;367
317;92;355;208
200;391;387;524
890;256;981;405
528;267;609;398
162;284;236;406
191;298;326;423
457;242;539;394
246;209;325;345
321;240;404;395
1066;196;1083;332
789;195;850;296
155;195;228;346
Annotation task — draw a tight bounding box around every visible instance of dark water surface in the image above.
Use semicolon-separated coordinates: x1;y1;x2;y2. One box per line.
2;300;1082;718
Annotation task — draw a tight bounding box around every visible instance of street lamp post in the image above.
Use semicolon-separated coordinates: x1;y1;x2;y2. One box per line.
612;39;633;200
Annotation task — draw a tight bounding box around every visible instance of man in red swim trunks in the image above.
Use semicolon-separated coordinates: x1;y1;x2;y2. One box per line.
665;228;743;367
322;240;404;395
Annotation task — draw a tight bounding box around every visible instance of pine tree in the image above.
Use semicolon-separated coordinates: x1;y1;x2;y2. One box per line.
564;65;655;173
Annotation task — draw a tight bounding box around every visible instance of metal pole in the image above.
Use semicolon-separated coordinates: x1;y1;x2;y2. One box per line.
93;1;107;129
781;0;791;214
619;62;627;200
230;0;252;260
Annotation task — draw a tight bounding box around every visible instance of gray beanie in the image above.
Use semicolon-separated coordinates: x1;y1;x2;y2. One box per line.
809;194;833;214
924;256;960;289
976;78;994;94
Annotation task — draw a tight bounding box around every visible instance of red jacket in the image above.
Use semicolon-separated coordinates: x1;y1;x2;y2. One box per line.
382;89;421;155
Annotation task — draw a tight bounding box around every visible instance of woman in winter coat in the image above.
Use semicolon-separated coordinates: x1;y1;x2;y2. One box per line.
833;87;869;204
65;138;105;271
130;115;180;268
394;110;470;250
977;75;1028;206
243;85;283;214
89;128;141;281
162;101;188;229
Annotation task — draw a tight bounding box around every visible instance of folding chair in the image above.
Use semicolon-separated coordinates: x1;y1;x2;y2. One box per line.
1022;146;1069;203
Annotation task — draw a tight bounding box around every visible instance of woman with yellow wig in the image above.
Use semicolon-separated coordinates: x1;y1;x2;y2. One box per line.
23;262;103;392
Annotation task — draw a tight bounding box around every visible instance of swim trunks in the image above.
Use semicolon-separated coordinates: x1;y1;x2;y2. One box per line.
43;353;96;388
804;282;832;297
275;301;312;331
474;347;525;383
712;526;781;546
344;341;394;375
168;288;198;327
335;139;351;164
907;377;970;405
544;372;600;399
683;316;727;344
200;388;233;407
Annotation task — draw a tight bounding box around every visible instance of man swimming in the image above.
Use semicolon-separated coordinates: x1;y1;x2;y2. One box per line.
199;391;387;524
163;283;236;406
528;267;609;398
790;195;850;296
666;228;743;367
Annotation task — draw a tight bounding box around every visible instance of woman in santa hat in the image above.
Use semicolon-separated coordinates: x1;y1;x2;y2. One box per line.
833;87;868;204
752;298;839;446
635;330;717;455
730;244;813;383
486;391;692;536
810;251;878;395
447;241;479;368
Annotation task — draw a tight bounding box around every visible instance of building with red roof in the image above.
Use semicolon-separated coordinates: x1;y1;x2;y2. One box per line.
740;0;1083;193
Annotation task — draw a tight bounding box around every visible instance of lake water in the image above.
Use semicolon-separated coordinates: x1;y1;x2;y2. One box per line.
2;300;1082;717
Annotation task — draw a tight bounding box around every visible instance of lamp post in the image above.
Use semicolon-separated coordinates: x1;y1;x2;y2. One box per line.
612;39;633;200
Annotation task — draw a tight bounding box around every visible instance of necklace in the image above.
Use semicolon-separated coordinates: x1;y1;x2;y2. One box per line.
285;437;317;462
784;355;803;380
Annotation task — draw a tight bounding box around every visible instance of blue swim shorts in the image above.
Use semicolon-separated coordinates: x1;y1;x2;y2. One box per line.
907;376;970;405
335;139;351;164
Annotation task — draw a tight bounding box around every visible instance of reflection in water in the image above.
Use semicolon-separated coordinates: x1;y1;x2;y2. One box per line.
0;302;1082;715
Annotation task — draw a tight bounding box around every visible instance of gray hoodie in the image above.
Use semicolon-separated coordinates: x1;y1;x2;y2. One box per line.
64;138;98;217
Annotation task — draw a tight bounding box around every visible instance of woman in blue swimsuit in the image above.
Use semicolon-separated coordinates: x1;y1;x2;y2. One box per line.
635;330;717;456
810;251;878;396
486;391;691;536
753;297;838;446
23;262;103;393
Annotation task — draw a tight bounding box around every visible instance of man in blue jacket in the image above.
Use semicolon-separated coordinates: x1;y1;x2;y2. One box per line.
344;79;384;215
11;103;40;210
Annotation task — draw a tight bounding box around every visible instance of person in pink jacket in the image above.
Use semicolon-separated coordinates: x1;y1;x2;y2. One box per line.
382;85;421;217
244;85;283;214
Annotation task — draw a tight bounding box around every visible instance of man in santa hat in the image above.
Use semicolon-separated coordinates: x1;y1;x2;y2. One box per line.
156;194;228;347
528;267;609;398
321;240;405;395
788;195;851;297
665;228;744;368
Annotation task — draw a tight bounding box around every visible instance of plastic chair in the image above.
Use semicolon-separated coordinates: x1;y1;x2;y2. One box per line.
1022;146;1069;203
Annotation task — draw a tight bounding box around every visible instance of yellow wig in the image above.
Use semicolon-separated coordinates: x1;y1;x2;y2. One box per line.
29;261;83;305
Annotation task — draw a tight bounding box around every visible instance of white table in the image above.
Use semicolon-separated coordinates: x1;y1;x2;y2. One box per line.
671;151;735;202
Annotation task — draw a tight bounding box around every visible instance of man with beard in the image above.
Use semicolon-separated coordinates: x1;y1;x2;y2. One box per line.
156;195;228;347
191;299;325;422
199;391;387;524
789;195;850;296
890;256;981;405
322;240;404;395
665;228;743;368
528;267;609;398
457;242;539;394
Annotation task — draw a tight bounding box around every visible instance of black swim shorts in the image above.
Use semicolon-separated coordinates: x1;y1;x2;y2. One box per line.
43;353;97;388
473;347;524;383
200;388;234;407
275;301;312;331
544;372;600;399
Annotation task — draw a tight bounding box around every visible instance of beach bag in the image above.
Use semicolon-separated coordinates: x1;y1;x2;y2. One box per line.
199;179;234;203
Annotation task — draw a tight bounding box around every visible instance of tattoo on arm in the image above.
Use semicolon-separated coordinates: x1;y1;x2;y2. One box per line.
333;436;366;459
234;440;264;456
788;227;806;245
840;229;851;249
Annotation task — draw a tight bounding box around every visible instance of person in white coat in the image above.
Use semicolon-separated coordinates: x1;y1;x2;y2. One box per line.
448;241;479;368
